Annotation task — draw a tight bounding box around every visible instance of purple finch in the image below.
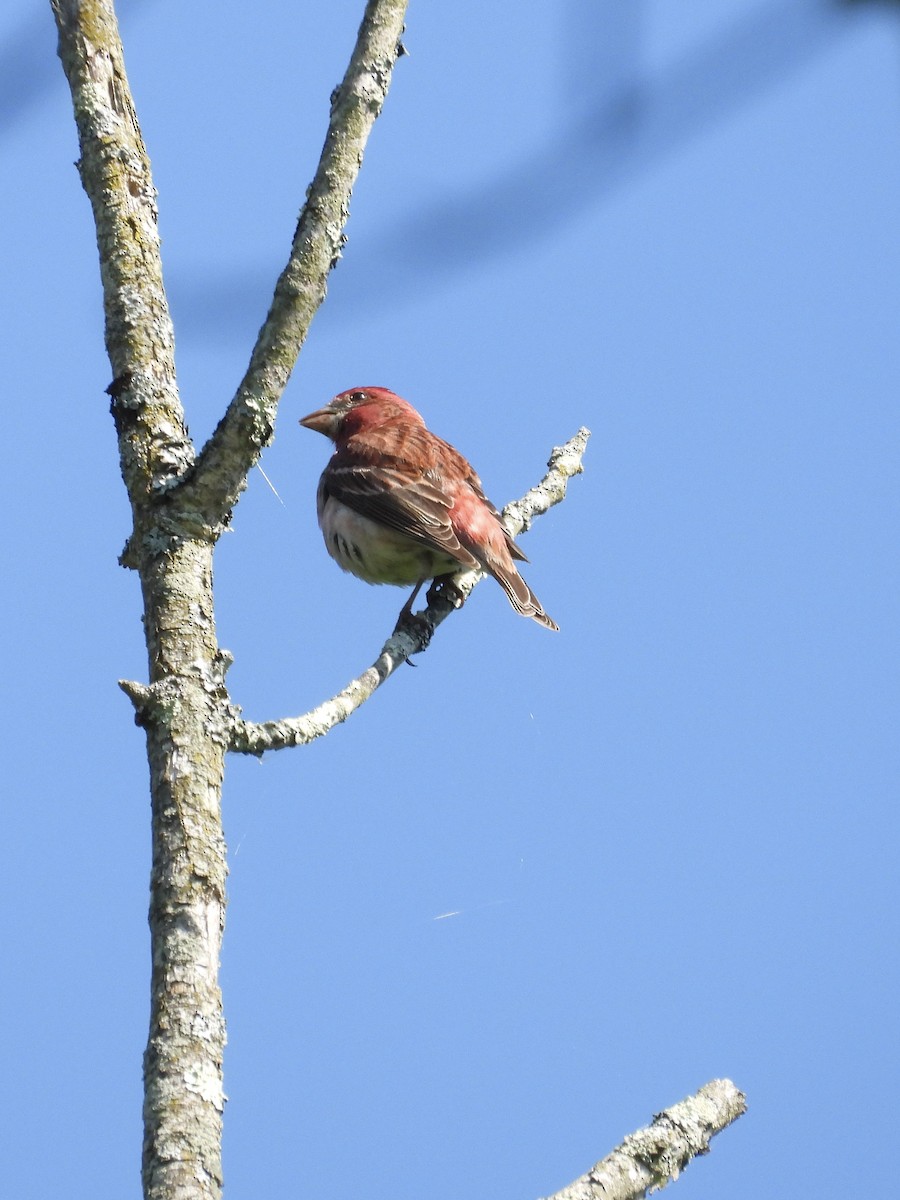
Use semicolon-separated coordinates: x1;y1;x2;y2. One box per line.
300;387;558;630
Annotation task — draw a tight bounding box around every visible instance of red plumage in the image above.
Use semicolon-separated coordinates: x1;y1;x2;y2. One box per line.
299;387;558;630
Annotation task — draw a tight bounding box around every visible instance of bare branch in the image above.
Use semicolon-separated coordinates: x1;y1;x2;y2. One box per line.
53;5;415;1198
229;428;590;755
540;1079;747;1200
186;0;410;528
51;0;193;500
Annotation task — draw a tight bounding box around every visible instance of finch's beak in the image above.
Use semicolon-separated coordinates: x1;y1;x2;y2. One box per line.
299;406;339;439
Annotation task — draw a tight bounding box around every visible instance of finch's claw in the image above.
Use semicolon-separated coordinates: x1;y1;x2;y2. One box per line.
426;575;465;610
394;609;434;649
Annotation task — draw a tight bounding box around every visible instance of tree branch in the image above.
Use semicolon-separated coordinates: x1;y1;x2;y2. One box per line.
53;4;414;1198
51;0;193;502
185;0;410;529
229;428;590;755
540;1079;747;1200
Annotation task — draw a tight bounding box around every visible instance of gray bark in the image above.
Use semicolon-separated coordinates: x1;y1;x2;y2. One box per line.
541;1080;748;1200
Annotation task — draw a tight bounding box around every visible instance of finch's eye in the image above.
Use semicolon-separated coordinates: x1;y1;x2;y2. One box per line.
349;390;367;404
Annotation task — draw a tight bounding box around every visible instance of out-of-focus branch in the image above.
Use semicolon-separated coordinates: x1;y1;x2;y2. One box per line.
229;428;590;755
186;0;410;529
540;1079;747;1200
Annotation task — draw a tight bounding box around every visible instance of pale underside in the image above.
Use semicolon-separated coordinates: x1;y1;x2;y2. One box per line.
318;491;464;586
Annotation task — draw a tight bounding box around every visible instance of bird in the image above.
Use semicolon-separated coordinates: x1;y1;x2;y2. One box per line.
299;387;558;631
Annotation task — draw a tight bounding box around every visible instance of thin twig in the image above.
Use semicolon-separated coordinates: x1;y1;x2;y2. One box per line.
229;428;590;755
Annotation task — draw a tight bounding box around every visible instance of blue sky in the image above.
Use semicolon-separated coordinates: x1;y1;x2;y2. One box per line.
3;1;898;1197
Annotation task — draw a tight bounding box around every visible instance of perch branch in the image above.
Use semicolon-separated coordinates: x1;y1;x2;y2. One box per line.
186;0;411;529
229;428;590;754
540;1079;747;1200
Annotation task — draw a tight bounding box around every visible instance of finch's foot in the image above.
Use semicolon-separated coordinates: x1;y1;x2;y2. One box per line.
394;608;434;649
426;575;466;610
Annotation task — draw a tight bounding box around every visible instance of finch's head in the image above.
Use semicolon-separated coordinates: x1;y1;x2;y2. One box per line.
300;387;425;442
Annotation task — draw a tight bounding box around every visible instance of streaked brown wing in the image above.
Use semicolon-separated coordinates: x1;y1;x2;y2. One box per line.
322;439;478;570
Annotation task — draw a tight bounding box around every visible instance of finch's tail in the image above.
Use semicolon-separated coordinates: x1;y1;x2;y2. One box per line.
491;564;559;631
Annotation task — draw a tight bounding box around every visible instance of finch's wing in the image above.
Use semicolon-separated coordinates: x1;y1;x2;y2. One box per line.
323;428;479;570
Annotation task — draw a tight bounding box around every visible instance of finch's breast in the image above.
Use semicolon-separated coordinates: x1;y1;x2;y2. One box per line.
318;494;459;586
